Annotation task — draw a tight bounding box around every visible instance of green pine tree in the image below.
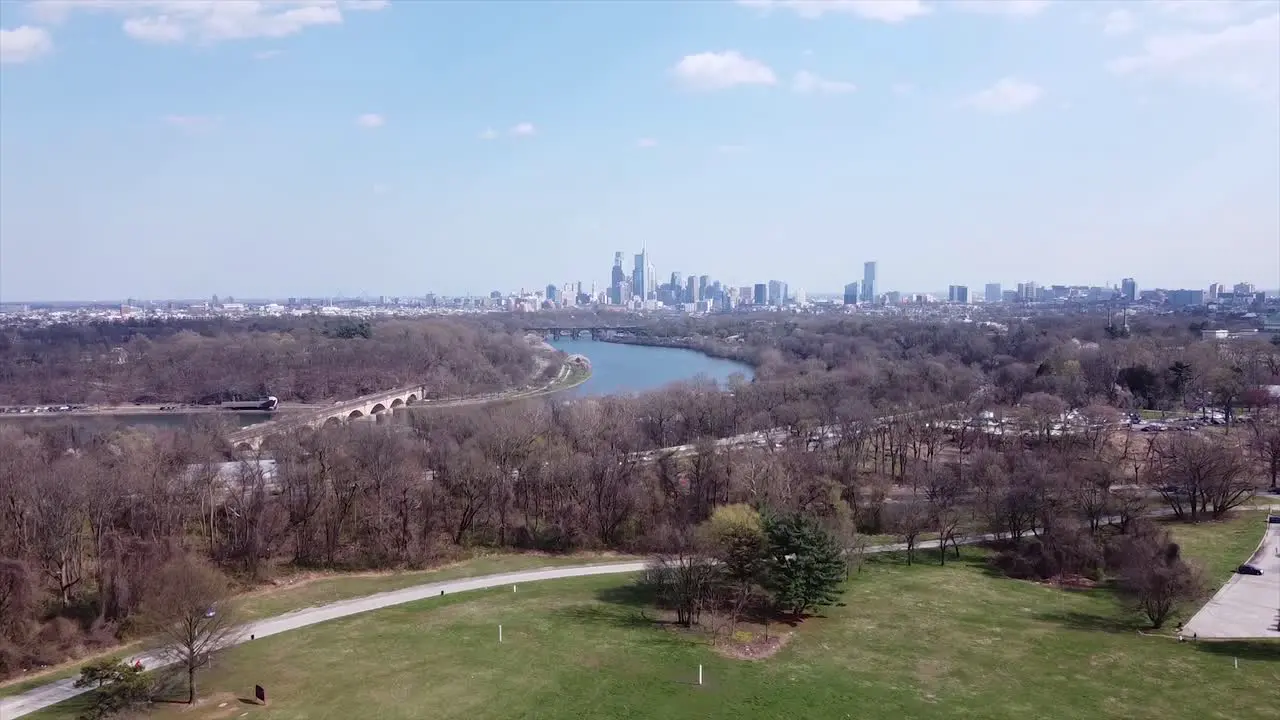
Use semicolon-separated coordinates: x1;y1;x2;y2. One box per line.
762;513;847;616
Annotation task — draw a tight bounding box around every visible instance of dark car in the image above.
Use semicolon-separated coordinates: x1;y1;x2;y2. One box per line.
1236;564;1263;576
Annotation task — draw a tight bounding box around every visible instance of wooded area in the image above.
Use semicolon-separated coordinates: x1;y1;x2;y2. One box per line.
0;317;539;405
1;312;1278;679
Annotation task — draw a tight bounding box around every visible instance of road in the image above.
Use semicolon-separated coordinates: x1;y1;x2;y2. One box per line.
1184;517;1280;640
0;535;972;718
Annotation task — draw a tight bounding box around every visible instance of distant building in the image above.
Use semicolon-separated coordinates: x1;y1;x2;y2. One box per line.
768;280;787;307
687;276;699;303
753;283;768;306
1121;278;1137;302
843;282;859;305
984;283;1002;303
861;261;877;304
948;285;969;304
884;291;902;305
610;252;626;304
545;284;558;303
1169;289;1205;308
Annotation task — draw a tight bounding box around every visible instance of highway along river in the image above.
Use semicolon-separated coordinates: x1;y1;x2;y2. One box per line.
548;338;753;396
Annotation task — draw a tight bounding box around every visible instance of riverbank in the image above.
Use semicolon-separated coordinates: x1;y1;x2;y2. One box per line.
595;333;758;368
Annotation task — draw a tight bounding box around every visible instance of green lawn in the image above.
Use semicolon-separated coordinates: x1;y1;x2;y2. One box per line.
0;552;637;700
25;515;1279;720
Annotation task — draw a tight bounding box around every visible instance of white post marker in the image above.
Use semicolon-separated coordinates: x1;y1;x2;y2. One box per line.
1234;657;1238;669
513;585;517;592
499;625;503;643
698;664;703;686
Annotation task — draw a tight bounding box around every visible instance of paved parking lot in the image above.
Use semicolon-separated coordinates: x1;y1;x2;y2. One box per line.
1184;521;1280;639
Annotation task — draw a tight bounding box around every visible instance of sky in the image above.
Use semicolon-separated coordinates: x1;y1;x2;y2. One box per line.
1;0;1278;302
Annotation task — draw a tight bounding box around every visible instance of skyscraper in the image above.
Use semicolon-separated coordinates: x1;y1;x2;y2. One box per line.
843;282;859;305
610;252;626;304
687;276;699;302
753;283;768;305
861;261;877;304
632;251;646;303
768;280;786;307
1121;278;1137;302
698;275;710;301
948;285;969;304
985;283;1002;303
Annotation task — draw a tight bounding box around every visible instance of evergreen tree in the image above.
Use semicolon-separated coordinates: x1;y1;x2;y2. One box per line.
762;513;846;616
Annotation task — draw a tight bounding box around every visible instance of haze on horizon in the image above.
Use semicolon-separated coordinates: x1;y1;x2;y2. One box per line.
1;0;1277;302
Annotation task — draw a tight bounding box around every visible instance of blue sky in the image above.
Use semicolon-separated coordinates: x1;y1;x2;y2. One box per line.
1;0;1277;302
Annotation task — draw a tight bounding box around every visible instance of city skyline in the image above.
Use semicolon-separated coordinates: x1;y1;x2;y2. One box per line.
1;1;1277;301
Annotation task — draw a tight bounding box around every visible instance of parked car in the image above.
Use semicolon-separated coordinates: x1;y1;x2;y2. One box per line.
1236;564;1263;576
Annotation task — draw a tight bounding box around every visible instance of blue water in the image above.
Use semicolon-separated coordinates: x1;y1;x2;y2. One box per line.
549;338;753;396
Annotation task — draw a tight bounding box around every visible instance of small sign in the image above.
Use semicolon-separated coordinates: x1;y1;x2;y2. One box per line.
255;685;267;704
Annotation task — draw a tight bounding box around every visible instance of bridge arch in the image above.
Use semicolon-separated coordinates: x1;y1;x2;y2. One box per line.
370;403;388;415
347;410;364;420
406;394;418;405
324;416;341;427
234;442;253;452
390;398;405;409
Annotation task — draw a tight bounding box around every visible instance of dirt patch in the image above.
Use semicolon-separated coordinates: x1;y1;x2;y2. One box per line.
1037;574;1099;590
712;630;793;661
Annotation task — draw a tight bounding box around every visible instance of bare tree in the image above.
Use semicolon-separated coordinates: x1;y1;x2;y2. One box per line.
143;556;240;704
1147;434;1253;521
1115;526;1203;629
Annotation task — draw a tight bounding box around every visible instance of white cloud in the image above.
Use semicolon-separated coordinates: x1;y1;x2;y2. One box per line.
950;0;1052;17
0;25;53;64
478;128;498;140
510;122;535;137
892;81;916;96
964;77;1045;113
356;113;385;128
254;49;284;60
1108;12;1279;99
672;51;777;91
1102;8;1137;36
123;16;184;44
636;137;658;148
738;0;930;23
793;70;856;94
29;0;377;45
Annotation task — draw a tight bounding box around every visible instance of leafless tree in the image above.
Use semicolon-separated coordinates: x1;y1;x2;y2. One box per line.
143;556;240;704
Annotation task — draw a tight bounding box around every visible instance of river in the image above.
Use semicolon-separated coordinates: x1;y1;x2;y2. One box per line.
548;338;753;396
0;342;753;430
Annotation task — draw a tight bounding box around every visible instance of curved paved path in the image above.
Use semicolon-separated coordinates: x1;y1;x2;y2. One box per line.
1;561;650;718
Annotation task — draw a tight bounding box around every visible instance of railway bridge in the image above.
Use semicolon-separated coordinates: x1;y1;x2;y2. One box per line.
525;325;643;340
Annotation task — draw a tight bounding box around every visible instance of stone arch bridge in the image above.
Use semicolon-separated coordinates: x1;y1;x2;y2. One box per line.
225;384;428;451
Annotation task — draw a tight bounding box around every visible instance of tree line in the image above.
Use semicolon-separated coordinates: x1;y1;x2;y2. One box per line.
0;317;542;406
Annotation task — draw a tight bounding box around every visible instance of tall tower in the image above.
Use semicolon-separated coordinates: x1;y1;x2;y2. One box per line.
861;261;877;304
611;252;626;304
632;248;647;303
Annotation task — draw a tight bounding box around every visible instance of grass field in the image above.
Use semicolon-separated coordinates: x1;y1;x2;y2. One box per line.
25;513;1279;720
0;552;637;700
